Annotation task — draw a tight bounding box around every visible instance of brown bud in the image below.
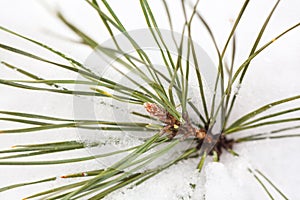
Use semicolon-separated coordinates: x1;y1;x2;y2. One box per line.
144;102;169;123
196;129;206;139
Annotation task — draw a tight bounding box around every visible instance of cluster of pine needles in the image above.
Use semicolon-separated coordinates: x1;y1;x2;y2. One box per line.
0;0;299;199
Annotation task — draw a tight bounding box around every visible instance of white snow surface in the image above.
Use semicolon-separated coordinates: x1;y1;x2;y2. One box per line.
0;0;300;199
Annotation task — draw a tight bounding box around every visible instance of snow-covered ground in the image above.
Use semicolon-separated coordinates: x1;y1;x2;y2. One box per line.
0;0;300;199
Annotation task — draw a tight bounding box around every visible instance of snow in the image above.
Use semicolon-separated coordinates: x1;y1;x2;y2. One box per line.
0;0;300;199
203;162;247;200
